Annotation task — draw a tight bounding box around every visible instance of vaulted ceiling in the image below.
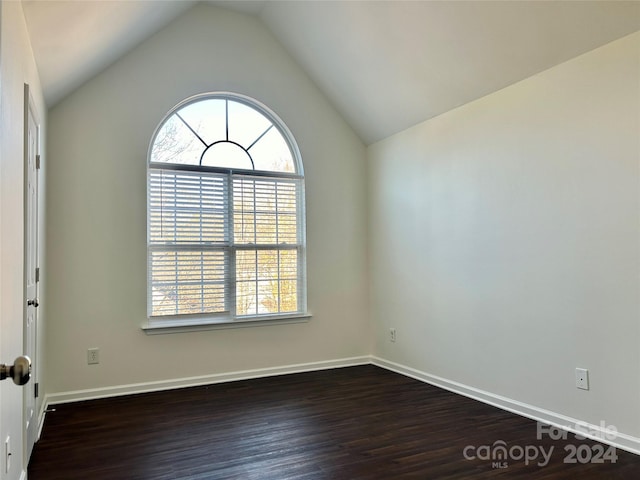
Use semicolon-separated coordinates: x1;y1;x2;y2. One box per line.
21;0;640;144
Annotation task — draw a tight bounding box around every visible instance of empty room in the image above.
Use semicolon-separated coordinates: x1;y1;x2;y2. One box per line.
1;0;639;478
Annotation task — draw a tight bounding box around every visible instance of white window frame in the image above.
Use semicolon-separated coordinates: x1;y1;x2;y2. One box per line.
143;92;309;333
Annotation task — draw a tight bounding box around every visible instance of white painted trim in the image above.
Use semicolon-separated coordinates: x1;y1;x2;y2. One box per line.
39;355;640;459
36;400;47;442
44;356;370;406
371;356;640;456
19;470;26;480
142;313;312;335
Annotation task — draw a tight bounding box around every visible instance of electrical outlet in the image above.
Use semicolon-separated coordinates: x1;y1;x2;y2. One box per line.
88;348;100;365
575;368;589;390
389;328;396;343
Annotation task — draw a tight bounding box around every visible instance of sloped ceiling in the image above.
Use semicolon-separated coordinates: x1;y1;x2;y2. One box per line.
22;0;196;106
21;0;640;144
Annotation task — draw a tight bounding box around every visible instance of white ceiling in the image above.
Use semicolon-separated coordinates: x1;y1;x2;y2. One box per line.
21;0;640;144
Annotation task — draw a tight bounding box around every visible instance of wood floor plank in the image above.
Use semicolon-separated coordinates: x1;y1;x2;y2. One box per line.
29;365;640;479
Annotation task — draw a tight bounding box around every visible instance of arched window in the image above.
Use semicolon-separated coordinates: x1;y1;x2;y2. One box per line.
147;92;307;328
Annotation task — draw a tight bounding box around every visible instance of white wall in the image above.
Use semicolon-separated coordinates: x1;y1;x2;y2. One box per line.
0;1;46;478
46;4;369;394
369;32;640;440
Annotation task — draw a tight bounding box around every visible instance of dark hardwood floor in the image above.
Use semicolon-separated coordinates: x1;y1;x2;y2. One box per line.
29;365;640;479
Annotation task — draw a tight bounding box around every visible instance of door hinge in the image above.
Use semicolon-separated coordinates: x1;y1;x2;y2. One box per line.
36;154;41;170
35;267;40;283
34;382;39;398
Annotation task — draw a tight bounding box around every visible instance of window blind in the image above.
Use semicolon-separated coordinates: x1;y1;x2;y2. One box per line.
232;175;304;316
148;167;305;319
148;169;229;317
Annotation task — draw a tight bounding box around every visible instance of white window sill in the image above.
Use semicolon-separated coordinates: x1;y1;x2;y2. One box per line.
142;313;312;335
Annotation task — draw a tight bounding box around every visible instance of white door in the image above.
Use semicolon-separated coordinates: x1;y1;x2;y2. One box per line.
24;84;39;459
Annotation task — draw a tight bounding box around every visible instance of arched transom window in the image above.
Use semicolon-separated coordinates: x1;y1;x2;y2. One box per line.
147;92;307;328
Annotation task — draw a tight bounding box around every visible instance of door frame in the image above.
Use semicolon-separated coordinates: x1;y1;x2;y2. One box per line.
23;83;40;464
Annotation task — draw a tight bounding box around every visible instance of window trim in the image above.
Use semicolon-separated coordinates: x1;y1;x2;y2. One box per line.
141;312;312;335
144;92;309;332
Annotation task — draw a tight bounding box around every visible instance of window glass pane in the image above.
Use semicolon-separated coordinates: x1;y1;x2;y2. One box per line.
254;180;277;244
279;280;298;313
149;170;228;245
233;177;300;245
249;127;295;173
236;250;258;281
275;182;299;244
233;213;255;244
228;100;272;149
150;250;227;316
236;280;257;316
256;249;278;315
203;283;227;312
257;279;278;314
235;249;297;316
279;250;298;313
151;115;203;165
178;99;226;146
201;142;253;170
151;97;297;173
236;250;257;316
233;179;259;244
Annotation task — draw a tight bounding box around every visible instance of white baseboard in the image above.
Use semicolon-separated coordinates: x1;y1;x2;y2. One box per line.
44;356;370;407
40;355;640;458
36;401;47;442
371;356;640;456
